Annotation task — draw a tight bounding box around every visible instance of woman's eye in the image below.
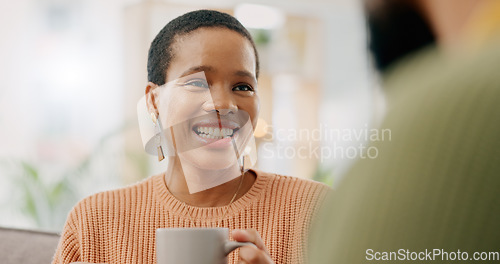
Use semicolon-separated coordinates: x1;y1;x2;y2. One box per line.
185;80;209;88
233;84;254;92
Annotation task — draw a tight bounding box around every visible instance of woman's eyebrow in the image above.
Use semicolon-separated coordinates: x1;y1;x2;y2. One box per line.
180;65;215;77
179;66;256;81
234;70;256;81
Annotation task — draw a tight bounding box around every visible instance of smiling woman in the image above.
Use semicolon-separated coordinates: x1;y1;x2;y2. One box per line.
52;10;329;264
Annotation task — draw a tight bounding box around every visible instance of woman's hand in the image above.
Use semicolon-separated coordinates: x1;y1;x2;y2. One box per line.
232;229;274;264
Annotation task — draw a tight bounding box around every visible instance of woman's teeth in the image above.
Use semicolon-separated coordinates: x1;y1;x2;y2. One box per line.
196;126;234;139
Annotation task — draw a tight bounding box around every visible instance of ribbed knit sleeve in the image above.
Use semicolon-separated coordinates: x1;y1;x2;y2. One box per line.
53;205;81;263
52;170;329;264
295;175;331;264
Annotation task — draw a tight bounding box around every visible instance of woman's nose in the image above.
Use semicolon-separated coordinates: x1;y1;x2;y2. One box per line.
202;87;237;113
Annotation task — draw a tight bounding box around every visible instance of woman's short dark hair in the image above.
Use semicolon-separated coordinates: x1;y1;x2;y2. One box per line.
147;9;260;85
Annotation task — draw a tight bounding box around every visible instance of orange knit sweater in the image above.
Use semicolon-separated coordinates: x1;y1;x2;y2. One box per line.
52;170;329;264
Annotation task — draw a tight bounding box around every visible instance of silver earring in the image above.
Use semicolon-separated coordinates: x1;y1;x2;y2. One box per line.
151;113;165;162
239;155;246;174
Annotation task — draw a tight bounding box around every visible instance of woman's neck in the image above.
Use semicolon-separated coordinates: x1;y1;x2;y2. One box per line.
163;156;256;207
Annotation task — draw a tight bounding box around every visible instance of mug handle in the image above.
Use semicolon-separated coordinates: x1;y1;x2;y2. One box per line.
224;241;256;256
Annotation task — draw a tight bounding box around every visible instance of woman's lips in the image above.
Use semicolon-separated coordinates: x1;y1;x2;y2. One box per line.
191;120;240;149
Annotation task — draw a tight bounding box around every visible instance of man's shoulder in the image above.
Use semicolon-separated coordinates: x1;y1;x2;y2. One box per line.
387;42;500;97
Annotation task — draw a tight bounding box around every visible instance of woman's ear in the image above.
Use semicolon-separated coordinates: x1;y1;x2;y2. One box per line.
145;82;159;119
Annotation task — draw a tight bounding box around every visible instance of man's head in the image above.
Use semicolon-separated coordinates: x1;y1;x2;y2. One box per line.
364;0;435;72
147;9;260;86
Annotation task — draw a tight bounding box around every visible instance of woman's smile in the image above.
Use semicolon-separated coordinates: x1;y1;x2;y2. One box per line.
191;118;241;149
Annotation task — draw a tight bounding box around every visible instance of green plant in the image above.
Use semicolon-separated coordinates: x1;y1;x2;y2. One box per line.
9;161;77;231
0;119;149;231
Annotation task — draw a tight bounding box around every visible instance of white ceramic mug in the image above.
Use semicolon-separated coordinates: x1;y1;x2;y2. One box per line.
156;228;254;264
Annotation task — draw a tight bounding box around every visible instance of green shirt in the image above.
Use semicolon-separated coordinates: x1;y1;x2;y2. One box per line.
310;40;500;263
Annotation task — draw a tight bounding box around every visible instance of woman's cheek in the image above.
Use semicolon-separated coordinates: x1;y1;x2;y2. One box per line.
249;97;260;129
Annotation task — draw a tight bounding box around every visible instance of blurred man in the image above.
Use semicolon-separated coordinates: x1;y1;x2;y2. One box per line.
310;0;500;263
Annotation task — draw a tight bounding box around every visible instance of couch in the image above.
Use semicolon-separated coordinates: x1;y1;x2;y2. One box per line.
0;226;60;264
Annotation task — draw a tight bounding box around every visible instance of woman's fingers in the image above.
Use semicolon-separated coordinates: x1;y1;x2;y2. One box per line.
232;229;267;253
232;229;274;264
239;246;273;264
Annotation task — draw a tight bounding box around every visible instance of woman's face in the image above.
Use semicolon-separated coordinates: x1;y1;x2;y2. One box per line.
154;27;259;171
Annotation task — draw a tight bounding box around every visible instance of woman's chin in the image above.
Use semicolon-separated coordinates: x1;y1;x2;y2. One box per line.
179;150;239;171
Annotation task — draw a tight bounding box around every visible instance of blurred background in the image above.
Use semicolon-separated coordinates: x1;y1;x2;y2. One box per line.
0;0;381;232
